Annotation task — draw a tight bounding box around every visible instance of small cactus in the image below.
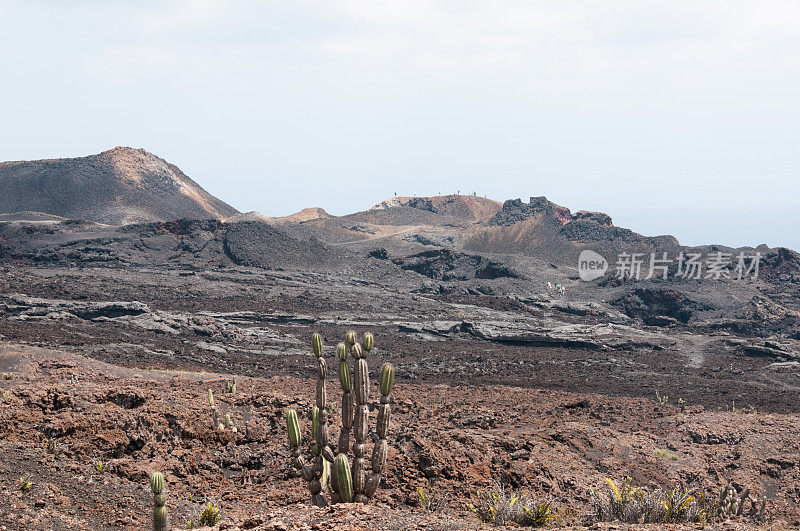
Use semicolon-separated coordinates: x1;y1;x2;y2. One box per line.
149;472;167;531
346;331;357;346
207;389;214;407
198;502;220;527
224;376;236;394
716;482;766;519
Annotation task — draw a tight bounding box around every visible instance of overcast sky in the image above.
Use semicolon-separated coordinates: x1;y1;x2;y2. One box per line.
1;1;799;249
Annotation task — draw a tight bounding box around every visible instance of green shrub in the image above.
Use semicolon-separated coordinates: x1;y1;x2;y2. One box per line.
198;502;220;527
592;478;704;524
468;481;556;527
19;475;33;492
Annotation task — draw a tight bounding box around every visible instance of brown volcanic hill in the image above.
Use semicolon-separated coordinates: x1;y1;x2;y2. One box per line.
465;196;681;264
0;147;239;225
355;194;502;225
269;207;333;224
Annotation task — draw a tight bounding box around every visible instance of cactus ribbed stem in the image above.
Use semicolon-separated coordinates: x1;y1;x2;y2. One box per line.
363;332;373;353
346;331;357;347
354;359;369;405
338;343;354;456
312;333;323;357
379;363;394;397
286;409;301;448
350;338;372;499
150;472;167;531
335;454;353;503
312;406;321;446
366;363;394;499
376;404;390;439
339;360;352;392
351;342;363;360
314;355;331;461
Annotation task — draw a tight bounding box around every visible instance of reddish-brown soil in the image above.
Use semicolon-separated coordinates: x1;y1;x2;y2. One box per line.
0;342;797;530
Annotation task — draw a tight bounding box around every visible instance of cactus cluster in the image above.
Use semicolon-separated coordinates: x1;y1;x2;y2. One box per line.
717;482;766;518
286;331;395;505
209;386;237;432
150;471;167;531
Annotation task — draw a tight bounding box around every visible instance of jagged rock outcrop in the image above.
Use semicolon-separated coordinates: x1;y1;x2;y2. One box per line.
613;288;696;325
392;249;520;281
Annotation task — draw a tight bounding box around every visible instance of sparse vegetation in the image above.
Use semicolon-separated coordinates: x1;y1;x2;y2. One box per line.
654;449;679;461
224;376;236;394
591;478;704;524
45;438;61;456
2;372;12;380
417;486;450;513
591;477;766;525
715;482;767;519
286;332;396;506
19;475;33;492
468;481;556;527
95;459;105;473
655;390;669;405
198;502;220;527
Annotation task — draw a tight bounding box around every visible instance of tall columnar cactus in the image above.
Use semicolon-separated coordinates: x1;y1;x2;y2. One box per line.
351;341;369;502
282;334;335;507
366;363;394;497
285;331;396;505
149;471;167;531
286;406;328;507
337;342;354;455
312;333;334;464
